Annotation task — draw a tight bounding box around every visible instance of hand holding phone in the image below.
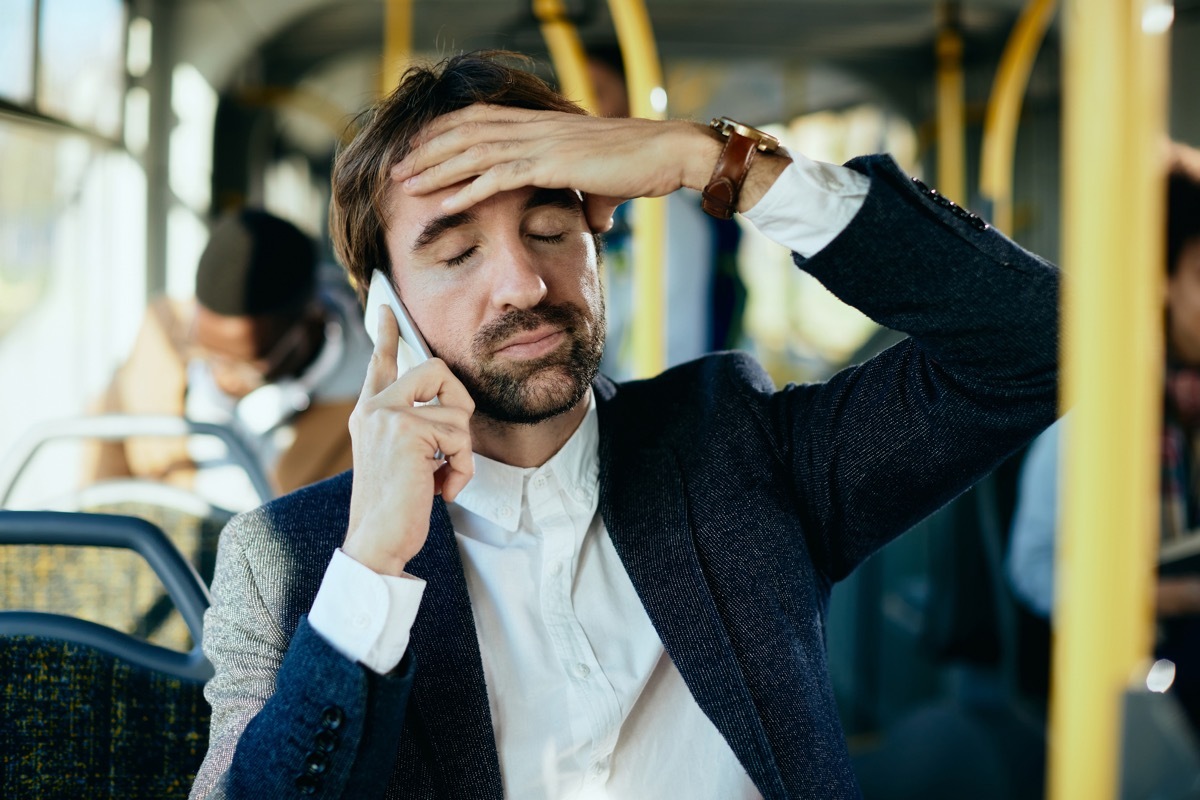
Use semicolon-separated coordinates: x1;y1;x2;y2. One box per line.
345;270;475;576
364;270;433;376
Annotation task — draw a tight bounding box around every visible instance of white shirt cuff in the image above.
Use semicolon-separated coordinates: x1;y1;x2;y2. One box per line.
742;151;870;258
307;548;426;674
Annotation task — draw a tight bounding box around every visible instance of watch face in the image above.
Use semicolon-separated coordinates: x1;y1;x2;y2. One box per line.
710;117;779;152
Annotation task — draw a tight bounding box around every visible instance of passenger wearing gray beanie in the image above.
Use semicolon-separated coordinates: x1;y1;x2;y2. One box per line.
84;208;374;510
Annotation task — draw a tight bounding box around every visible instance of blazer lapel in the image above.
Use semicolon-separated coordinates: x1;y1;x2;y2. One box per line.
595;381;788;799
403;499;503;799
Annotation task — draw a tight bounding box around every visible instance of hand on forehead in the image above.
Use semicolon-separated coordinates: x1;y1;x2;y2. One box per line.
389;102;686;234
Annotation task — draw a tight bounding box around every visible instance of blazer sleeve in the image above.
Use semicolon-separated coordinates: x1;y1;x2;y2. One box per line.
189;513;414;799
761;154;1059;581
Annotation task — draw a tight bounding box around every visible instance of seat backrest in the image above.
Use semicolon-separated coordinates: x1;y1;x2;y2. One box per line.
1;634;211;799
0;511;213;799
0;416;249;650
0;414;274;508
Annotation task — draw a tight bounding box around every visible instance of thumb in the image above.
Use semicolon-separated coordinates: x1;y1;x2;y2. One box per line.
584;194;625;234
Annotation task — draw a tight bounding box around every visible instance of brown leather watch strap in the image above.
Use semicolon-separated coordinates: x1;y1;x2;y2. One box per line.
701;130;760;220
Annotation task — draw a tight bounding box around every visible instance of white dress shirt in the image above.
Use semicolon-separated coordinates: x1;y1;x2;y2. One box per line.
307;152;871;798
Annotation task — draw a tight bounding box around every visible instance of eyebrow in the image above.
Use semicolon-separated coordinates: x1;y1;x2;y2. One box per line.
524;187;584;214
412;210;476;253
410;188;584;254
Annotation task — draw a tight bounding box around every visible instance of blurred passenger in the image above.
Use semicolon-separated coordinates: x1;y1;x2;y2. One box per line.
587;46;746;379
1007;142;1200;730
192;52;1058;799
85;209;373;509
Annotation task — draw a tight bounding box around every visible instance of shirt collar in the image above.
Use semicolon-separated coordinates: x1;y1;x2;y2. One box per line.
453;391;599;533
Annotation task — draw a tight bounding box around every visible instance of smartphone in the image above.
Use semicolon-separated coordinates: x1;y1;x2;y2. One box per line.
364;269;433;375
364;271;442;458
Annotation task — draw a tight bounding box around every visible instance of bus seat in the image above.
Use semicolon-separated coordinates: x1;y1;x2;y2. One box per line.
0;510;212;800
0;480;233;652
0;414;268;651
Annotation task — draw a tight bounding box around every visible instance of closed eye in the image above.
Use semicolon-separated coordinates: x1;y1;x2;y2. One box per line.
529;233;566;244
446;245;478;267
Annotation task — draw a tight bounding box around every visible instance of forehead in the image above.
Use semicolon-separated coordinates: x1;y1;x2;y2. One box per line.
385;184;581;243
192;305;281;356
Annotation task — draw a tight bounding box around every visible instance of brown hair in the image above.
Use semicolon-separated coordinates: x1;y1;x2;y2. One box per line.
330;51;588;300
1169;143;1200;275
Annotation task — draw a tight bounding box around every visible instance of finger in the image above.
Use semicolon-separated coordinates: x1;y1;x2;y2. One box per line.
424;417;474;467
406;104;548;157
377;357;476;412
584;195;624;233
402;139;526;196
437;160;541;214
394;104;563;183
435;456;475;502
361;306;400;397
395;402;473;435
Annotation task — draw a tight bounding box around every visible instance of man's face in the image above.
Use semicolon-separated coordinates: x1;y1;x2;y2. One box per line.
1168;237;1200;365
191;307;310;398
383;180;606;425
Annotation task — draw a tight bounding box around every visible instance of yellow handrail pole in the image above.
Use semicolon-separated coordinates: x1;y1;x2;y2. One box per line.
936;1;967;204
607;0;667;378
380;0;413;96
1049;1;1169;798
980;0;1058;236
533;0;597;114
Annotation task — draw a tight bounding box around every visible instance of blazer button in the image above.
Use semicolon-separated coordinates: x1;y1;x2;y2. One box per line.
912;176;932;193
968;214;989;231
294;774;320;795
305;751;330;775
313;729;338;753
321;705;345;731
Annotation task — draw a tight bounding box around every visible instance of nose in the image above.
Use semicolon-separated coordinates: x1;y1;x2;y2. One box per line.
488;236;548;312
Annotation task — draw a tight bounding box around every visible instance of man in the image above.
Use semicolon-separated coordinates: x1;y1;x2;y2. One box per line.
191;52;1058;799
86;209;373;509
1008;142;1200;729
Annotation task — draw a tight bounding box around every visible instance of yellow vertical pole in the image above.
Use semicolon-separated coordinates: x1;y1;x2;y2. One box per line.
533;0;597;114
980;0;1058;236
1050;1;1169;798
380;0;413;96
607;0;667;378
936;1;967;205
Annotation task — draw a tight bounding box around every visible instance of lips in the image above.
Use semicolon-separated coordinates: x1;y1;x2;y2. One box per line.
493;327;566;359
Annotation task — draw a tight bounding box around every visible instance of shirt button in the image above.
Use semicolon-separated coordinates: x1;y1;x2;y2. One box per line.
353;613;370;629
574;487;588;501
498;505;513;518
549;561;563;576
575;662;591;678
533;475;547;488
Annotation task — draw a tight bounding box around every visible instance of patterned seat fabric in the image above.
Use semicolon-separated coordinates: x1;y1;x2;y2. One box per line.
0;634;211;799
0;502;226;651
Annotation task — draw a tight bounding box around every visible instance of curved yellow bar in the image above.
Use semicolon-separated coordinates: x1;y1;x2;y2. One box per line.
980;0;1058;235
936;3;966;205
607;0;667;377
1050;1;1168;798
533;0;597;114
381;0;413;96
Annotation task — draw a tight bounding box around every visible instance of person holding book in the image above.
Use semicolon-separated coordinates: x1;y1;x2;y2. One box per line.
1007;142;1200;729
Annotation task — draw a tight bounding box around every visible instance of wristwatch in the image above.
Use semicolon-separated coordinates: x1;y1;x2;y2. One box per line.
701;117;781;219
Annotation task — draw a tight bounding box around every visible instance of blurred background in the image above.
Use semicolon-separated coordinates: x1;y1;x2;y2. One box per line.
3;1;1200;797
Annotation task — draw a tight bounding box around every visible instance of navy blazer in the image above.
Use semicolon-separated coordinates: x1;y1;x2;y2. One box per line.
191;155;1059;799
